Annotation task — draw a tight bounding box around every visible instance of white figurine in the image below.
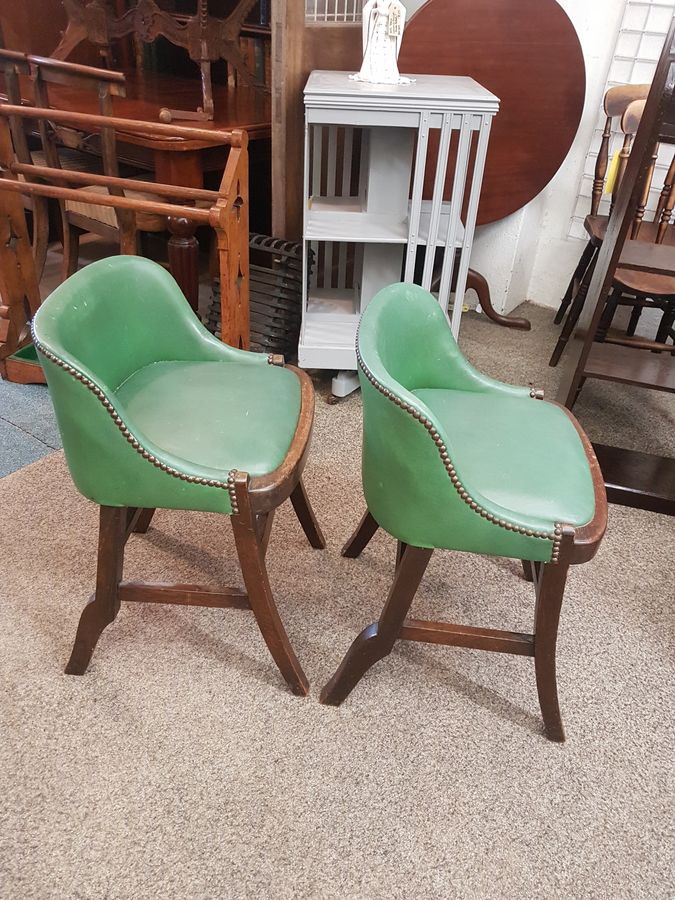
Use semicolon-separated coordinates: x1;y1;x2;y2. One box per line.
350;0;413;86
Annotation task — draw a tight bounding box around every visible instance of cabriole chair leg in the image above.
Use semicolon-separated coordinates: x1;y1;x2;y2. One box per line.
65;505;126;675
320;546;433;706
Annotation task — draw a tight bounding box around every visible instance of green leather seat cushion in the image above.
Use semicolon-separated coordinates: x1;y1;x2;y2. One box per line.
116;360;301;478
412;388;595;528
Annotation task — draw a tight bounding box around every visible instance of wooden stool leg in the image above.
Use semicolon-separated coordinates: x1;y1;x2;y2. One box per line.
290;478;326;549
133;508;155;534
320;546;433;706
521;560;535;582
342;509;379;558
65;505;126;675
533;558;570;742
554;241;595;325
231;476;309;696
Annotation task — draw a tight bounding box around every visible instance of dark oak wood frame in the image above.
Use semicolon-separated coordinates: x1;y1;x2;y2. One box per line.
0;103;250;382
65;364;325;695
320;406;607;742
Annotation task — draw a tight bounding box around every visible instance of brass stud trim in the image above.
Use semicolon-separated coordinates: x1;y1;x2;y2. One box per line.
530;388;545;400
355;330;562;562
32;329;238;513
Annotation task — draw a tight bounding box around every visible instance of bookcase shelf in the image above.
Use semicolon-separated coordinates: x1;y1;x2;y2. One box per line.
299;71;499;393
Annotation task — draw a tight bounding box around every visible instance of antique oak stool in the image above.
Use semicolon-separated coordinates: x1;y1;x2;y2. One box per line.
320;283;607;739
34;256;325;694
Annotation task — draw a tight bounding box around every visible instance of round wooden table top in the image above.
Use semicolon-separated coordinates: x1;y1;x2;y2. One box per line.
398;0;586;225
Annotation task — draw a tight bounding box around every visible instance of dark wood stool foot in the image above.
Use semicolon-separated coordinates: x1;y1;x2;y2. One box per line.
290;478;326;549
521;559;535;582
65;506;126;675
533;557;570;742
342;509;379;558
321;545;432;705
232;476;309;696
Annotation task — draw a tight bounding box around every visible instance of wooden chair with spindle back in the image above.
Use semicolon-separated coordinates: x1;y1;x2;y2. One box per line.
596;98;675;350
553;83;649;333
549;84;675;366
551;97;675;364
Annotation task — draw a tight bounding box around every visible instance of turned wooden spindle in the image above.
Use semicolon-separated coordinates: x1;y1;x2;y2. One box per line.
168;215;200;314
592;115;612;217
631;143;659;239
655;152;675;242
610;133;633;215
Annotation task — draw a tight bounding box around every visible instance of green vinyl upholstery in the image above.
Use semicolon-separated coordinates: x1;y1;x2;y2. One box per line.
357;283;596;562
33;256;301;515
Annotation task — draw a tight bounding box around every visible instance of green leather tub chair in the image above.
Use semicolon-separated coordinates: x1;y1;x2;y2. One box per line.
320;283;607;740
33;256;325;695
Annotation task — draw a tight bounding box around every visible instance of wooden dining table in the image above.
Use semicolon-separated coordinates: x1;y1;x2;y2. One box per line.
8;67;271;191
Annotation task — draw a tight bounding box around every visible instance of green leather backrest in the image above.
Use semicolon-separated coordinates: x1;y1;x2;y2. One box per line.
32;256;265;513
363;282;525;396
33;256;254;391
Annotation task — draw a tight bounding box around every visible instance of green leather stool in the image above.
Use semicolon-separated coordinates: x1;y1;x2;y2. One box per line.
320;283;607;740
33;256;325;695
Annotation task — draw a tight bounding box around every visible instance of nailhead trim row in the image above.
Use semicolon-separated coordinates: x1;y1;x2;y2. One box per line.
32;329;239;514
355;335;562;563
530;388;545;400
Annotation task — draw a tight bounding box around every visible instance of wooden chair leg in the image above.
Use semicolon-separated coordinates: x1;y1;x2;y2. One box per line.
290;478;326;549
626;301;643;336
396;540;408;569
62;222;81;281
596;286;622;342
65;505;126;675
320;546;433;706
256;509;275;558
549;258;596;366
521;560;535;582
554;240;595;325
341;509;379;558
533;557;571;742
231;475;309;696
133;508;155;533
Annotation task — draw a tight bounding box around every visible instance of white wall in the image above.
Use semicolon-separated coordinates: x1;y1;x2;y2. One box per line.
402;0;627;312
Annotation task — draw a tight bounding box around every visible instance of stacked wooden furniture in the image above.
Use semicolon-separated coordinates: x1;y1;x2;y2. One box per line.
0;105;250;383
557;18;675;516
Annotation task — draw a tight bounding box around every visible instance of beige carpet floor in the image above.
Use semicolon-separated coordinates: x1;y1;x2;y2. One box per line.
1;305;674;899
